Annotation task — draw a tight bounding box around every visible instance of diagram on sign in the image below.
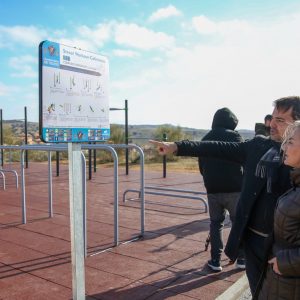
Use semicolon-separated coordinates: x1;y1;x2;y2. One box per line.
40;40;110;142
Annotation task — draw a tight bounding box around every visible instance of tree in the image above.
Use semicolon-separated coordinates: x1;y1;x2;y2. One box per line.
154;125;188;142
109;124;125;144
2;124;22;145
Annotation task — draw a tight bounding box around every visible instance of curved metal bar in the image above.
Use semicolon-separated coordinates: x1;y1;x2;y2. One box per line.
82;143;145;237
81;145;119;248
0;170;18;188
123;186;208;213
0;171;6;190
20;149;26;224
146;186;207;195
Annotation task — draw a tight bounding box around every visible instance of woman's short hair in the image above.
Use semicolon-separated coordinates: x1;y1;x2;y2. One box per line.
281;120;300;151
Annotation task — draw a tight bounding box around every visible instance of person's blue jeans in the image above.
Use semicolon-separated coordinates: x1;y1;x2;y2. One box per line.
207;192;243;261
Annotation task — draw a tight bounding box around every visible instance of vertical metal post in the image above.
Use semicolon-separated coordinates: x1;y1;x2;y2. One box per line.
88;144;92;180
163;133;167;178
24;106;28;168
68;143;85;299
56;151;60;176
111;147;119;246
21;150;26;224
125;99;129;175
81;152;87;258
48;151;53;218
0;109;3;167
93;143;96;173
139;147;145;235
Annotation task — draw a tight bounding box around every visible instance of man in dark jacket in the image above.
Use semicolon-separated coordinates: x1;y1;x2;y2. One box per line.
149;96;300;295
200;108;244;272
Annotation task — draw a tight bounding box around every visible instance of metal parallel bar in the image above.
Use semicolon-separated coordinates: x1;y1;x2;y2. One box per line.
0;109;3;167
81;143;144;241
146;186;207;195
0;169;18;188
125;99;129;175
81;145;119;250
48;151;53;218
144;191;207;201
123;187;208;213
136;145;145;235
1;143;145;246
0;171;5;190
24;106;28;168
21;150;26;224
112;147;119;246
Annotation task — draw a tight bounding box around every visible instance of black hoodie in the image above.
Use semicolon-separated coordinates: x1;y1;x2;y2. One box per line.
199;107;243;193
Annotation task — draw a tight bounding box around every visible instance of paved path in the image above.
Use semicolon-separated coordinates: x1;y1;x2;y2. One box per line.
0;162;245;299
240;288;252;300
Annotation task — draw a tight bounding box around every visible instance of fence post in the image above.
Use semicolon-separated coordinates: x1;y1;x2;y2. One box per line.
125;99;129;175
0;109;3;167
88;143;92;180
163;133;167;178
93;142;97;172
56;151;60;176
24;106;28;168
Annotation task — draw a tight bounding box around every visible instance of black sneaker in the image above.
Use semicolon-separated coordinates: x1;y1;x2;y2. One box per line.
236;258;246;270
207;259;222;272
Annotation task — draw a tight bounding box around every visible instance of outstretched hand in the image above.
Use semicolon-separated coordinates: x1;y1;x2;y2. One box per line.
149;140;178;156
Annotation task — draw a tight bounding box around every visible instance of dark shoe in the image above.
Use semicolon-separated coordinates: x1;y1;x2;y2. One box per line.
236;258;246;270
207;259;222;272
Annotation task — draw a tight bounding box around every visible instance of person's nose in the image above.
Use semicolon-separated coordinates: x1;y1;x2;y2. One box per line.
270;118;276;129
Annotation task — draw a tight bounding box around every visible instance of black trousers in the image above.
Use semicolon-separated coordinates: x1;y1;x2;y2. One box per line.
244;229;268;295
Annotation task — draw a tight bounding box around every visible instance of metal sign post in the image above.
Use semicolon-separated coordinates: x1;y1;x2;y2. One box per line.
68;143;85;299
39;40;110;299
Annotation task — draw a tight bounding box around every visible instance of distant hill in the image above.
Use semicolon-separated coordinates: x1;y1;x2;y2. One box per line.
3;120;254;143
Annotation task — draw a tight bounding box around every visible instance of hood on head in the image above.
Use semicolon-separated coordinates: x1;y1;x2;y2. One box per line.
212;107;238;130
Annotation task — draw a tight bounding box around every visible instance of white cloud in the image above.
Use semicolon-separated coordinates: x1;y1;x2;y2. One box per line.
76;23;112;47
0;25;47;48
112;49;140;58
192;15;217;34
9;55;37;78
192;15;252;36
56;37;97;52
149;5;182;22
114;23;175;50
59;21;174;52
111;13;300;129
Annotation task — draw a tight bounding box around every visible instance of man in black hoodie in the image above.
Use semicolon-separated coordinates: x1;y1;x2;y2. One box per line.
200;108;244;272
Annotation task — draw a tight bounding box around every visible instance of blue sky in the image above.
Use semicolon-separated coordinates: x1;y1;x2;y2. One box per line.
1;0;300;129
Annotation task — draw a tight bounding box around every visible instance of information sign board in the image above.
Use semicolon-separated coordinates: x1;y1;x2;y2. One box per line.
39;40;110;143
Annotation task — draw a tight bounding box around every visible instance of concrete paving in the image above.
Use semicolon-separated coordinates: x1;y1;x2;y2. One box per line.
0;162;246;299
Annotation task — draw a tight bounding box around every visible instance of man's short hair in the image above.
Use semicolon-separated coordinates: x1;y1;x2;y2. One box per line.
264;114;272;122
274;96;300;120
